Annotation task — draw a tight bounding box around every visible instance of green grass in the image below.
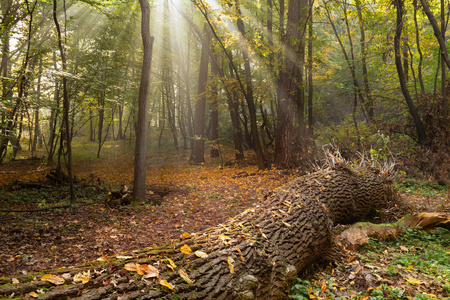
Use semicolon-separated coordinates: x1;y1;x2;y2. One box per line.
395;181;449;197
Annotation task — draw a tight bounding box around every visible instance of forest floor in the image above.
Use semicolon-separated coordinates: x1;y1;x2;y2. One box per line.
0;142;449;299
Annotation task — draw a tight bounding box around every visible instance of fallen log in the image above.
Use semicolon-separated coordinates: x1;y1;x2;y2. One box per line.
339;212;450;250
0;167;395;300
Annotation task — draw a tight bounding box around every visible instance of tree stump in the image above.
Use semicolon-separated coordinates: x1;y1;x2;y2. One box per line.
0;167;395;300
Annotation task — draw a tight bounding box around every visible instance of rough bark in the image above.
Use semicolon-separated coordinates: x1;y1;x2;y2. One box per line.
5;167;395;300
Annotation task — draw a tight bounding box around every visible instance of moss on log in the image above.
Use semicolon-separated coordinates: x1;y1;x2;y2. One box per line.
0;167;394;300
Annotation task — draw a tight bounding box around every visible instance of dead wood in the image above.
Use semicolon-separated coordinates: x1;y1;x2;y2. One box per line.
339;212;450;250
0;167;395;299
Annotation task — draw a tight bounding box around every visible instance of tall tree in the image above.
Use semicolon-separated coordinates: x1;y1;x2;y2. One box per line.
394;0;427;144
133;0;154;202
190;24;210;164
275;0;308;168
53;0;75;203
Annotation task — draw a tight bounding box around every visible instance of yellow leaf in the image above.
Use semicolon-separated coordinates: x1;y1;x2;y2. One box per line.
240;256;245;262
73;270;92;284
28;291;39;298
139;264;159;279
180;245;192;255
194;251;208;258
227;257;235;274
12;278;19;284
166;258;177;271
310;295;317;299
181;233;190;239
178;269;194;284
235;247;241;253
406;276;424;285
321;281;327;293
282;220;291;227
41;274;65;285
124;263;139;272
159;279;174;290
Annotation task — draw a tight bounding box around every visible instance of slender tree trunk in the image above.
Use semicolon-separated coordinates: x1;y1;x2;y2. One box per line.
133;0;154;202
324;2;369;123
53;0;75;203
190;24;210;164
236;3;269;170
413;0;425;93
394;0;427;144
419;0;450;71
307;0;314;137
355;0;374;121
210;81;219;158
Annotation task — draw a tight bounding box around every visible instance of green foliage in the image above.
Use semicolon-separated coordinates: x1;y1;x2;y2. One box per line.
291;228;450;299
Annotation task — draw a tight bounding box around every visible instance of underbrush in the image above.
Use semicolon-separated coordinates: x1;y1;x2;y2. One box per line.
290;228;450;299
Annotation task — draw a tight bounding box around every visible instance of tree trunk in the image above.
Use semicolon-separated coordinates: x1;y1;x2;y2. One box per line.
236;3;269;170
190;24;210;164
53;0;75;203
210;80;220;158
133;0;154;202
355;0;374;121
413;0;425;93
307;0;314;137
275;0;307;168
24;167;394;300
394;0;427;144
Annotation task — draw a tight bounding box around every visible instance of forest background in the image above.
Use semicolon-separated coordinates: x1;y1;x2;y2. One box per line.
0;0;449;298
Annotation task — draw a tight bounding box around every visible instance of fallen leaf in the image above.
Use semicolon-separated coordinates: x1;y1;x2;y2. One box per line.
115;255;132;260
73;270;92;284
321;281;327;292
178;269;194;284
12;278;19;284
124;263;139;272
41;274;65;285
139;264;159;279
180;245;192;255
27;291;39;298
181;233;190;239
194;251;208;258
400;246;409;252
159;279;174;290
406;276;424;285
227;257;235;274
166;258;177;271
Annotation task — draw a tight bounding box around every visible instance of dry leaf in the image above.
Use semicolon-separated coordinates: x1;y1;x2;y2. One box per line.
124;263;139;272
12;278;19;284
181;233;191;239
166;258;177;271
282;220;291;227
180;245;192;255
178;269;194;284
159;279;174;290
227;257;235;274
27;291;39;298
406;276;424;285
139;264;159;279
240;256;245;262
194;251;208;258
41;274;65;285
321;281;327;293
73;270;92;284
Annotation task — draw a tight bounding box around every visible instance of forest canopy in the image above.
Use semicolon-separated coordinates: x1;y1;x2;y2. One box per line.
0;0;449;182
